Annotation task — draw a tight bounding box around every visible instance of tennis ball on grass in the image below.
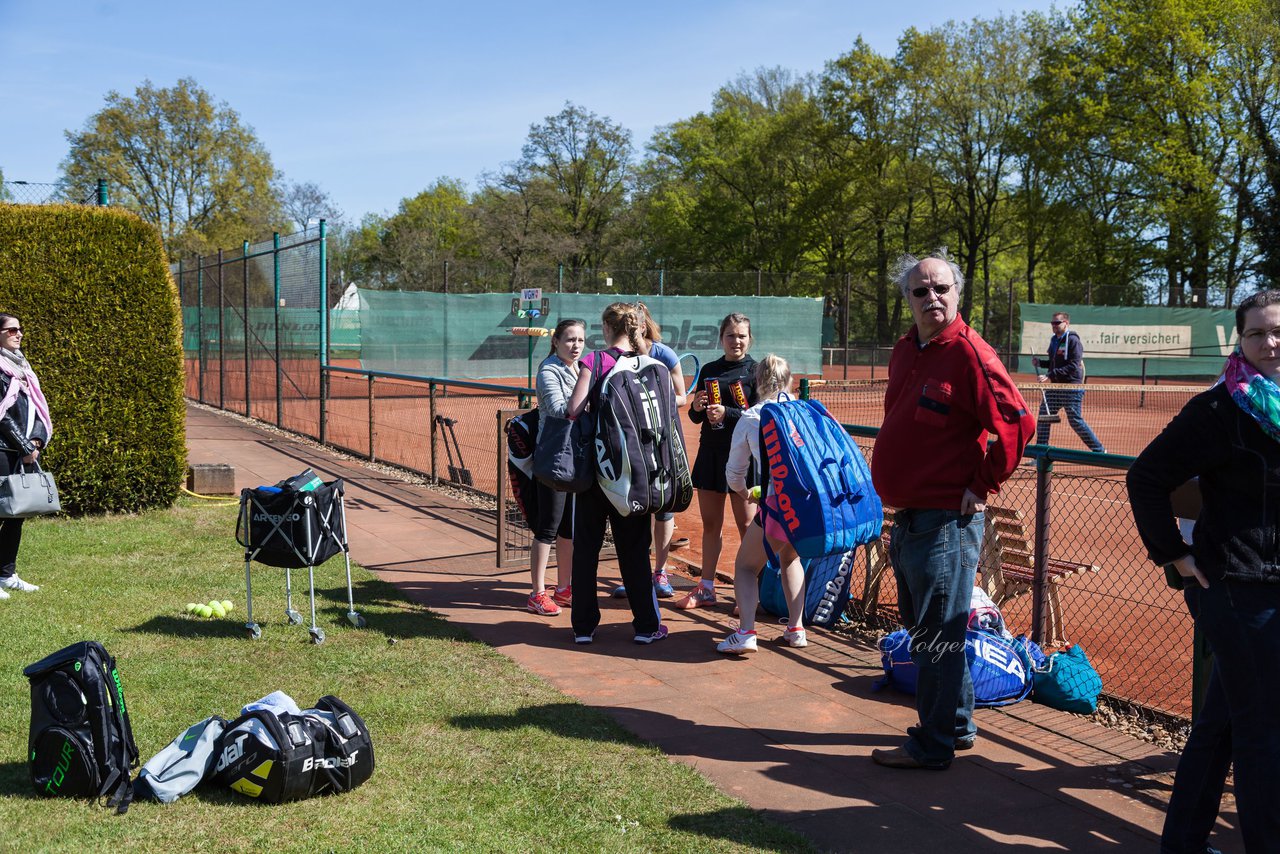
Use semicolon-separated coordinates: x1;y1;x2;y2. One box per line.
221;600;234;612
196;605;213;618
185;603;199;614
209;601;227;618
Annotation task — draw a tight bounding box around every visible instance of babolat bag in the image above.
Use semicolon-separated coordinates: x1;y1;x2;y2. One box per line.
759;398;882;558
211;694;374;803
505;409;541;528
758;548;857;628
23;640;140;813
594;353;693;517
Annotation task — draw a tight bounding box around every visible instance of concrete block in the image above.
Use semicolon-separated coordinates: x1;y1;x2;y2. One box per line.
188;463;236;496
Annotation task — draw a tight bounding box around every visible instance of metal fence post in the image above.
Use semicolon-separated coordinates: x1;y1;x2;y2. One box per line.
241;243;250;417
319;221;329;445
843;272;851;381
197;255;206;405
273;232;282;427
429;382;439;482
96;178;108;206
368;373;376;462
1031;452;1053;645
217;252;225;409
495;409;508;567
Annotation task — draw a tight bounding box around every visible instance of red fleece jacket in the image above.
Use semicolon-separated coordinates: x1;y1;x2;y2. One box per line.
871;317;1035;510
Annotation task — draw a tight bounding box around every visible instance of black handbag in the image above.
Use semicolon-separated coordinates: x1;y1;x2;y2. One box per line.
533;412;596;493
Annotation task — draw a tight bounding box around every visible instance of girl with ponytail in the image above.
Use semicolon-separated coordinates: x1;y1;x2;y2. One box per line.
563;303;667;646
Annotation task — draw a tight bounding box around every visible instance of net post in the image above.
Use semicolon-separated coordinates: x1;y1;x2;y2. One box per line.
800;377;810;401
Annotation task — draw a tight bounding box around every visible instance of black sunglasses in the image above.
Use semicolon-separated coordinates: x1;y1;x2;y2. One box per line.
910;284;953;299
0;327;21;334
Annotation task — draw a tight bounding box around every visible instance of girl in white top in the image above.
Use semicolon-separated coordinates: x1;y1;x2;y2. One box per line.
718;354;807;653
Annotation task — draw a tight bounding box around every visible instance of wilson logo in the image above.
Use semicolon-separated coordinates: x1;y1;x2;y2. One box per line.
761;419;800;532
811;552;853;623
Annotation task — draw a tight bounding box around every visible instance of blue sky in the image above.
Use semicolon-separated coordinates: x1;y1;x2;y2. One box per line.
1;0;1061;224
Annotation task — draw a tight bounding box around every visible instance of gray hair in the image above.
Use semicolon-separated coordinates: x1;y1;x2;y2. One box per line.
893;249;965;298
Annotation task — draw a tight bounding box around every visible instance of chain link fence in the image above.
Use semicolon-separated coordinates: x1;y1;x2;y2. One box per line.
1;179;107;206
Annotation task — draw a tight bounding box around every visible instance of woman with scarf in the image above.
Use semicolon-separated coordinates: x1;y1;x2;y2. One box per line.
1127;289;1280;854
0;314;51;598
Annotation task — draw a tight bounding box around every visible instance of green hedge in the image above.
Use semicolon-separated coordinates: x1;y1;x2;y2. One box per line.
0;204;185;514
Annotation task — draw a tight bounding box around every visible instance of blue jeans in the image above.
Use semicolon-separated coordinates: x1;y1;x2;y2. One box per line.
1168;579;1280;853
889;508;981;765
1036;388;1104;452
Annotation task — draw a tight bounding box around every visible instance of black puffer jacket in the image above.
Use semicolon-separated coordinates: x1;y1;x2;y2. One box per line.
1127;382;1280;583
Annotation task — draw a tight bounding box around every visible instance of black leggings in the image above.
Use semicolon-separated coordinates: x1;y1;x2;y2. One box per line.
0;517;23;578
570;483;658;637
533;481;574;545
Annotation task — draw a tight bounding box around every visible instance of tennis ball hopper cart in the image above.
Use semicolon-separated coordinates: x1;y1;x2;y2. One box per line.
235;469;366;643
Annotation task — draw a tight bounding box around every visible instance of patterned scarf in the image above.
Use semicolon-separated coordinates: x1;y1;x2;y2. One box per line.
1224;348;1280;444
0;346;53;440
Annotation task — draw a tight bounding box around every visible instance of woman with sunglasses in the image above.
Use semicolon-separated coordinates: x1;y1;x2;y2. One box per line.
0;314;51;598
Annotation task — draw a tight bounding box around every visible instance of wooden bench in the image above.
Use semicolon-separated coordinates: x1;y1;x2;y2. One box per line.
860;505;1099;645
978;505;1098;646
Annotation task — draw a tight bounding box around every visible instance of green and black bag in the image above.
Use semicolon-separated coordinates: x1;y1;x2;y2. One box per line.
23;641;140;813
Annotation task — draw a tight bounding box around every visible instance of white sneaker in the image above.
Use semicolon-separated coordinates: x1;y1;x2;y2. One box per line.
1;575;39;592
716;630;758;654
0;586;9;599
782;627;808;648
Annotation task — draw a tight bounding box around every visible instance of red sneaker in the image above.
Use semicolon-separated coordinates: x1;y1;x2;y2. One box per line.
550;586;572;607
527;590;561;616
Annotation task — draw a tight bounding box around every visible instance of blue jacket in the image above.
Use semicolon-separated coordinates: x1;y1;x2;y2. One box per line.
1038;331;1084;384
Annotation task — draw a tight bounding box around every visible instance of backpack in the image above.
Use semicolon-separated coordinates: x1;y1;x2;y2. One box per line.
759;398;881;558
134;716;227;804
211;694;374;803
505;409;541;528
23;641;140;813
593;353;692;517
757;548;856;629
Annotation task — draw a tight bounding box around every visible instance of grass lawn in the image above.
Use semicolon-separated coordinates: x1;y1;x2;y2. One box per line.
0;499;812;853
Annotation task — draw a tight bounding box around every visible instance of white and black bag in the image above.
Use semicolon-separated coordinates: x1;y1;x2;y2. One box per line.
211;694;374;803
593;353;692;517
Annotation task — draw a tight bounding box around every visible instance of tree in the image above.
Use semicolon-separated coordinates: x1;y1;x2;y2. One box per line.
278;179;344;234
344;178;479;290
0;167;10;202
61;78;282;257
519;102;633;273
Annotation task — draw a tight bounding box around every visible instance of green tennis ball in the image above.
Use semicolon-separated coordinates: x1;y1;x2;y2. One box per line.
209;601;227;618
748;486;762;500
221;600;234;612
196;605;213;618
185;603;199;614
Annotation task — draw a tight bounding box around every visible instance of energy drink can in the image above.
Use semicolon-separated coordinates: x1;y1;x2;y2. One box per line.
706;380;724;429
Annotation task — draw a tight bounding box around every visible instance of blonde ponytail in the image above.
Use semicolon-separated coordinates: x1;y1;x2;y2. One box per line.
754;354;792;400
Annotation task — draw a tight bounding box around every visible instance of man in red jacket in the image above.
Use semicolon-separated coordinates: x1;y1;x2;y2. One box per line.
870;251;1035;770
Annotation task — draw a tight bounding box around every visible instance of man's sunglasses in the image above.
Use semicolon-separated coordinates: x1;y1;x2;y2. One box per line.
910;284;953;299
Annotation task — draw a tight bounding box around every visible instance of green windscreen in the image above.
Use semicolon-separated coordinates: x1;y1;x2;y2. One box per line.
1018;304;1236;378
355;291;825;380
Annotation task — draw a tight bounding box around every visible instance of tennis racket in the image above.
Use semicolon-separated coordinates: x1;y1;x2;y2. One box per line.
677;352;702;389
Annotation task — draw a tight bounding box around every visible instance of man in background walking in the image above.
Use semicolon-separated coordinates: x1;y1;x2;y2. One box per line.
1034;311;1105;453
